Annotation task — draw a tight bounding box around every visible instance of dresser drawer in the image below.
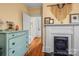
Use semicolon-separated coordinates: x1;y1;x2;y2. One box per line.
9;38;19;49
8;46;27;56
9;35;28;49
7;32;26;39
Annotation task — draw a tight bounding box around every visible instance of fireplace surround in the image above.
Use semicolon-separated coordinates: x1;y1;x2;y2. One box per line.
43;24;79;56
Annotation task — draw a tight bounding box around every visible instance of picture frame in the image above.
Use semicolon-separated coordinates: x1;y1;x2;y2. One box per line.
70;14;79;24
44;17;51;24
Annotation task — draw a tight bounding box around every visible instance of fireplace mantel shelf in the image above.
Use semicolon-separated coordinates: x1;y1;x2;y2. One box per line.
44;24;79;26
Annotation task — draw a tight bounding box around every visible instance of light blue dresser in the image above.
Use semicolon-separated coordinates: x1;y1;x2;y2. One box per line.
0;30;28;56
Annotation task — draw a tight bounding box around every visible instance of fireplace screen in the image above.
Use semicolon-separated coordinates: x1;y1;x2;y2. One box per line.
54;36;68;56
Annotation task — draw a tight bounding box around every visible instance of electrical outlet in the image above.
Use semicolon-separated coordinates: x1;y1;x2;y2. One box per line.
45;47;50;53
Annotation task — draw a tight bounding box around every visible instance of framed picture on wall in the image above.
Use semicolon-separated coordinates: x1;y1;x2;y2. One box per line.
44;17;51;24
70;14;79;24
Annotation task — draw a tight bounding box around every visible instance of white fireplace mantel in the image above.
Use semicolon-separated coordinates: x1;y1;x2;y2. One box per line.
44;24;79;26
43;24;79;56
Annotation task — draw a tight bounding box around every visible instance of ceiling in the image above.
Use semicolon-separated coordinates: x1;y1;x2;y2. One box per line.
25;3;42;8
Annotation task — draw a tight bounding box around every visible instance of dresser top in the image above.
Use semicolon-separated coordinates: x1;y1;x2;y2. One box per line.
0;30;28;34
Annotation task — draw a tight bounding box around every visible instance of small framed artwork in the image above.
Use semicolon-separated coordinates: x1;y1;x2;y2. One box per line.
70;14;79;24
44;17;51;24
49;19;54;24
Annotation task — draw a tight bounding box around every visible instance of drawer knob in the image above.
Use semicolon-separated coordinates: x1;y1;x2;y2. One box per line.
12;50;15;54
12;35;14;36
26;45;28;47
12;42;15;45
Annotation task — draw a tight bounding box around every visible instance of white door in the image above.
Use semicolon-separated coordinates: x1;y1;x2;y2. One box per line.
23;12;31;30
35;17;41;37
23;12;31;44
30;16;41;43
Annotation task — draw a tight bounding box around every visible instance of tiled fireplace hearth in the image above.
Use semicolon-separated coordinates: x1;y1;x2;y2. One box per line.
43;24;79;56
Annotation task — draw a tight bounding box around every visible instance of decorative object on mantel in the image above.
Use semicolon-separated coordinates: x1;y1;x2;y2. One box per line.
70;13;79;24
47;3;72;24
49;19;54;24
44;17;50;24
44;17;54;24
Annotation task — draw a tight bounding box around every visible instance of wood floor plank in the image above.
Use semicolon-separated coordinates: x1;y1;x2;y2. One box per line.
25;37;44;56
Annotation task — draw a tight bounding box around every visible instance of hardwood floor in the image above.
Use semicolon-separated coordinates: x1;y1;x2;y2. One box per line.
25;37;74;56
25;37;44;56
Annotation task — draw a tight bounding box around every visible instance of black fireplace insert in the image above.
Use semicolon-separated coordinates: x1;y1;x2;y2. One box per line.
54;36;68;56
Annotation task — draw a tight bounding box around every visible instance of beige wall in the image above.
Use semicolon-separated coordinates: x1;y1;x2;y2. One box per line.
0;3;29;30
43;3;79;24
29;7;41;16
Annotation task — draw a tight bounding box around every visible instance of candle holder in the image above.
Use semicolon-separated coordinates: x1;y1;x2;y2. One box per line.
49;19;54;24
